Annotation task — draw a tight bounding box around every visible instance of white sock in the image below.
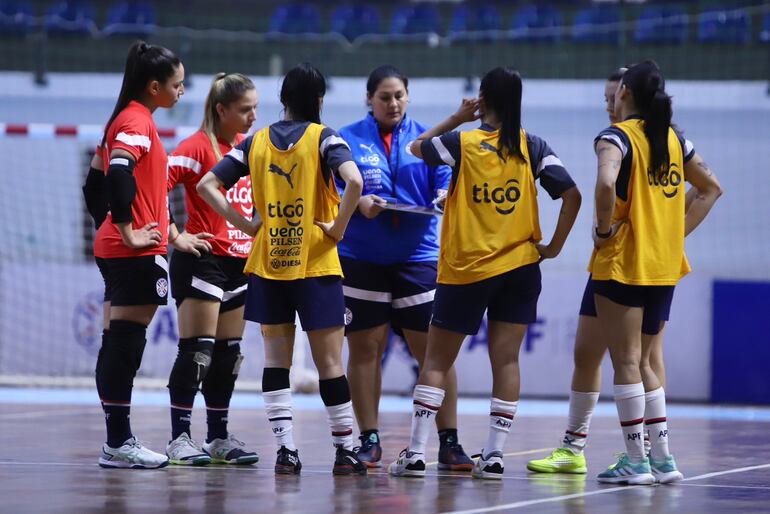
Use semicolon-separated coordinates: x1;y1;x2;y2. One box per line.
409;385;445;455
562;391;599;454
485;398;517;455
263;388;295;451
614;383;646;463
644;387;670;462
325;401;354;450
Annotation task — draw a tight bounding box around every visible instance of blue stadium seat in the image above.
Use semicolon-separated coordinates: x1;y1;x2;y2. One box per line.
572;6;619;44
697;7;750;44
330;4;380;41
635;6;688;44
761;12;770;43
448;4;501;38
0;0;34;35
103;1;156;37
45;0;95;35
390;4;440;36
510;6;563;42
269;3;321;35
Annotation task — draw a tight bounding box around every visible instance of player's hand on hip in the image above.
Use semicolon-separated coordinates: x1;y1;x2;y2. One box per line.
535;242;560;262
358;194;385;219
592;219;626;249
315;219;345;242
124;222;162;249
172;231;213;257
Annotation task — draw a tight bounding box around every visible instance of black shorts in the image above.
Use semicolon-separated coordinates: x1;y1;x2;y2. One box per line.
431;263;541;335
170;251;247;313
244;274;345;331
341;257;437;334
96;254;169;306
591;279;675;336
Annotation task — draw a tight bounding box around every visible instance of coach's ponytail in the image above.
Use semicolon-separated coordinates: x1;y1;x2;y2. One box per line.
102;41;181;147
280;63;326;124
201;73;256;160
621;60;672;175
479;67;524;162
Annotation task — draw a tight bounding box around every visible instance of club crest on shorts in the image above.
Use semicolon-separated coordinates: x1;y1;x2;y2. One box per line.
344;307;353;326
156;277;169;297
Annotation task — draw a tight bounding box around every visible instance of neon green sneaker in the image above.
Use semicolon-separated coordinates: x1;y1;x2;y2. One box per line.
527;447;587;474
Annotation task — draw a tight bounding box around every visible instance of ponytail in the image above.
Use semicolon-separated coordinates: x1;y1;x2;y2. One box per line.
201;72;256;160
102;41;181;148
479;67;524;161
280;63;326;124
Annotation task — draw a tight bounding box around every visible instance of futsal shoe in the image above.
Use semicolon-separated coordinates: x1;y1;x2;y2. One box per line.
388;449;426;477
99;437;169;469
438;441;473;471
597;453;655;485
275;446;302;475
166;433;211;466
650;455;684;483
203;434;259;465
527;447;587;474
333;445;368;476
471;450;504;480
355;433;383;468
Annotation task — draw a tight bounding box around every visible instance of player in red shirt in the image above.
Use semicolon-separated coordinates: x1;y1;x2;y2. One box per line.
86;41;206;469
164;73;261;465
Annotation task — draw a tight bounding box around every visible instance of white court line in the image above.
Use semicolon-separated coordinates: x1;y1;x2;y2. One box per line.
425;447;553;468
0;408;95;420
679;483;770;491
442;462;770;514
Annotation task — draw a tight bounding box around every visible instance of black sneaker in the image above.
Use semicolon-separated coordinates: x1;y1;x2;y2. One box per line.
354;433;383;468
333;445;368;476
275;446;301;475
438;442;473;471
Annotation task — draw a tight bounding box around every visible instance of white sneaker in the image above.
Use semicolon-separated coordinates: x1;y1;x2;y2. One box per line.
166;433;211;466
472;449;504;480
388;448;426;477
99;437;169;469
203;434;259;465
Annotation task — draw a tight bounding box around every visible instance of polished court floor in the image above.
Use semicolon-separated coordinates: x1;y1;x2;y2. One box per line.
1;389;769;513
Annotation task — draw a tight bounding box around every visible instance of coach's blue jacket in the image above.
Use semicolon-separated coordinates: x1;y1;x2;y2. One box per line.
337;113;451;264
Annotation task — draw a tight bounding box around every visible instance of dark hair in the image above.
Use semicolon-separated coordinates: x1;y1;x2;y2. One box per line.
280;63;326;124
366;65;409;95
102;41;181;146
479;67;524;161
607;67;626;83
621;60;672;174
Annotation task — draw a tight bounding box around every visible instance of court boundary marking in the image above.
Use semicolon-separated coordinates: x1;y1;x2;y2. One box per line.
425;448;554;468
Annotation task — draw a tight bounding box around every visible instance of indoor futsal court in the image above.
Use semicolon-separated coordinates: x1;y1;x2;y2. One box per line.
1;0;769;513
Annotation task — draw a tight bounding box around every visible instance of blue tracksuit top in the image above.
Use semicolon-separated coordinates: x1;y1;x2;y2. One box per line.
337;113;451;264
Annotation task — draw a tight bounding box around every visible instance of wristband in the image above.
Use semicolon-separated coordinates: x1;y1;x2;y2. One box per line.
594;226;612;239
169;232;179;244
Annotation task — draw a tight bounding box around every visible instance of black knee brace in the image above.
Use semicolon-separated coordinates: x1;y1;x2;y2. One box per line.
202;339;243;406
98;320;147;402
168;337;215;393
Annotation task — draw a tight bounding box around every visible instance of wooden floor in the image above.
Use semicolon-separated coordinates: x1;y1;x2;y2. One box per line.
1;393;770;513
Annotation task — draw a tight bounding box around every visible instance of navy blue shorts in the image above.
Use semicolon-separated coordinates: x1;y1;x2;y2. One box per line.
96;254;169;306
244;274;345;331
170;251;247;313
590;279;675;336
341;257;437;334
431;263;541;335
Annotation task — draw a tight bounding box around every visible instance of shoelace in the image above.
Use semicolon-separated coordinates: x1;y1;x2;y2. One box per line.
227;435;246;447
352;435;377;453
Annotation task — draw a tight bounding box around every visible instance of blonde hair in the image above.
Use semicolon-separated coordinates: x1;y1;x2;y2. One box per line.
201;72;256;160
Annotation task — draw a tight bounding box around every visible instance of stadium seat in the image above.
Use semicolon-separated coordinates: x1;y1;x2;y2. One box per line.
45;0;95;35
572;6;620;44
0;0;34;35
448;4;501;39
697;7;750;44
390;4;440;36
269;3;321;35
635;6;688;44
103;1;156;37
510;5;563;42
761;12;770;43
330;4;380;41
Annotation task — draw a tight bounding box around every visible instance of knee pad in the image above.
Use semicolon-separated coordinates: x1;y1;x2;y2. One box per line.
168;337;214;393
202;339;243;401
99;320;147;401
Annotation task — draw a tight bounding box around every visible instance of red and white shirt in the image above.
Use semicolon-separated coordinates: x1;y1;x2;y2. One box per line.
168;130;252;258
94;101;169;259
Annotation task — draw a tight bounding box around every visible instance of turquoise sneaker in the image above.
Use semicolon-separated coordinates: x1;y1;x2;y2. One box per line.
597;453;655;485
650;455;684;483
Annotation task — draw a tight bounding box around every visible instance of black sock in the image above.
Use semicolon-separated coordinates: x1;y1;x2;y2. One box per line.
319;375;351;407
104;405;132;448
170;403;195;440
202;339;242;442
439;428;459;448
206;408;229;442
168;337;215;439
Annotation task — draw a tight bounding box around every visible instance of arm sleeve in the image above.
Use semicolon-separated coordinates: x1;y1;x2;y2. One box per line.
213;136;252;189
673;127;696;163
320;127;354;171
419;131;462;170
527;133;576;200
